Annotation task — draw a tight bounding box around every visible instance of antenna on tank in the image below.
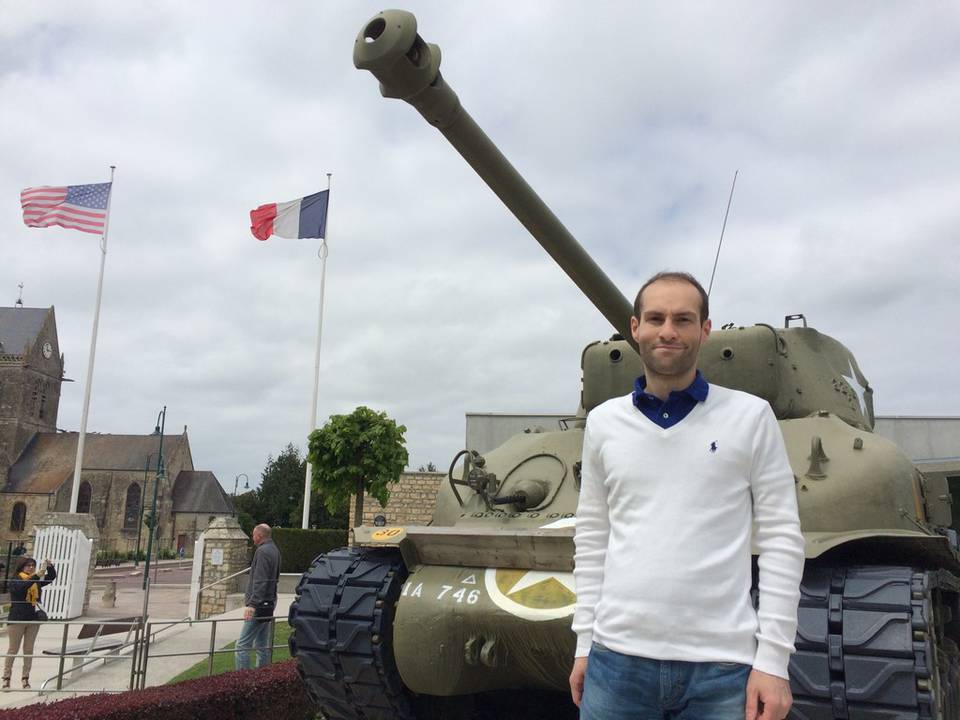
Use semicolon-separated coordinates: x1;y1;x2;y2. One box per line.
15;282;24;308
707;170;738;298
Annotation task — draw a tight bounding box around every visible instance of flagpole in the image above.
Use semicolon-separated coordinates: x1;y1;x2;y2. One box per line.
302;173;332;529
69;166;115;514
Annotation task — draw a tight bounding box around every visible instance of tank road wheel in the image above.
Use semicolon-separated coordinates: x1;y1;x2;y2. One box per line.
288;547;414;720
788;565;960;720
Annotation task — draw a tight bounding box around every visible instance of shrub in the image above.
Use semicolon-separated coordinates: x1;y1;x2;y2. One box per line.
0;659;314;720
272;527;347;573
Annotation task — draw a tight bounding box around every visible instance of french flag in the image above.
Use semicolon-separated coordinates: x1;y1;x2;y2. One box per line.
250;189;329;241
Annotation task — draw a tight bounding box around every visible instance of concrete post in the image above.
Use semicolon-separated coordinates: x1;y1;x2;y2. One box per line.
197;516;249;620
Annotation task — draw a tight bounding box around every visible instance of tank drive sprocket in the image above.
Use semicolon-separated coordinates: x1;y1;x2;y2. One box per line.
789;565;960;720
288;547;414;720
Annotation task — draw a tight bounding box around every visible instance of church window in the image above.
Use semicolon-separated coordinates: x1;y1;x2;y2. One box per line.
39;383;48;420
10;502;26;532
77;481;92;514
31;381;41;416
124;484;142;529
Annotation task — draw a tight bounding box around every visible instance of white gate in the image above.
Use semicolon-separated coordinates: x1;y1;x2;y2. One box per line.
32;526;92;619
187;536;205;620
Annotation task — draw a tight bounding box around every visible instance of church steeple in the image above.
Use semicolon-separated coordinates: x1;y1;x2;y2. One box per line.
0;305;64;484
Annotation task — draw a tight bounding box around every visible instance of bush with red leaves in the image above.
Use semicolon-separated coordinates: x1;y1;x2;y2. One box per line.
0;659;315;719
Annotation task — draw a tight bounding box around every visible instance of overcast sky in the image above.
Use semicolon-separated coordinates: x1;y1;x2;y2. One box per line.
2;2;958;494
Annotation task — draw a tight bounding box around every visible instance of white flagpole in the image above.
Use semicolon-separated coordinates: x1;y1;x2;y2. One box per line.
69;166;115;514
302;173;332;529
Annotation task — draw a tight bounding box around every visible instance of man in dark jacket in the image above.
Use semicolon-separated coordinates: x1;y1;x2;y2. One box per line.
235;524;281;669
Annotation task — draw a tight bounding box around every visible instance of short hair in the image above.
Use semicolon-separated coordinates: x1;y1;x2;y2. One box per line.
633;271;709;323
253;523;272;538
15;557;36;574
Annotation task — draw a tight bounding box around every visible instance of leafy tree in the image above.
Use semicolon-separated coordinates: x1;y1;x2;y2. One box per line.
236;445;351;532
258;444;306;527
233;489;260;525
293;490;349;530
308;406;408;525
232;492;258;536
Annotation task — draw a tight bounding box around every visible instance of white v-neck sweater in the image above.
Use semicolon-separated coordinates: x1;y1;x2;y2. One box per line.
572;385;805;679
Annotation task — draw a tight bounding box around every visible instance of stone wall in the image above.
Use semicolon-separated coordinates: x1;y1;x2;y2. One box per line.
349;472;444;528
0;492;54;549
173;512;225;556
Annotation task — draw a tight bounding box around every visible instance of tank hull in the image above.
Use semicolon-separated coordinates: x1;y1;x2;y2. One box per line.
393;564;575;695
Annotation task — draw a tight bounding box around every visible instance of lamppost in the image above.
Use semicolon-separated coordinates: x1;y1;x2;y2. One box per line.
142;406;166;591
134;451;156;568
233;473;249;517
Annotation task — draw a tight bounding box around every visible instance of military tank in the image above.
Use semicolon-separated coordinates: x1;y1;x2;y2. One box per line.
288;10;960;719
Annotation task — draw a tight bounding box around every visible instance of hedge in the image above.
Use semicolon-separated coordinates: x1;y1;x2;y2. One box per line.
272;527;348;573
0;659;314;720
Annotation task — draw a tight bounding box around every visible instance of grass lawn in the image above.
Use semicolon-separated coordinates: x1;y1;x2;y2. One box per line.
168;621;293;684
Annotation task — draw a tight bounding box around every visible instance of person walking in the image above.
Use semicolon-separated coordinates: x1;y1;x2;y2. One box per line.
235;523;281;670
4;556;56;689
569;271;805;720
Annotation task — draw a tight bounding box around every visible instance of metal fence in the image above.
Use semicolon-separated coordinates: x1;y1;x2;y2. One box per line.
0;614;287;698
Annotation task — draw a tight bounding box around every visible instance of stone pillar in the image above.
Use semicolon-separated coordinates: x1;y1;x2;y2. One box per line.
32;512;100;615
197;516;249;619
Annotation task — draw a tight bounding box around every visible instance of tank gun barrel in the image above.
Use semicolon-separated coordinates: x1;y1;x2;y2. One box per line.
354;10;637;351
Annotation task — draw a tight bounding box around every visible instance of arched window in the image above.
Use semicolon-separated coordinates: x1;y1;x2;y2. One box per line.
77;481;92;514
10;502;26;532
124;483;141;529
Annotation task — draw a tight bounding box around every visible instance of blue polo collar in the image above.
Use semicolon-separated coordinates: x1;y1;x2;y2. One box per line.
632;370;709;428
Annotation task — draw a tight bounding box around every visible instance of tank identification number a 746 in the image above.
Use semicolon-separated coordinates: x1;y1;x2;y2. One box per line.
401;570;483;604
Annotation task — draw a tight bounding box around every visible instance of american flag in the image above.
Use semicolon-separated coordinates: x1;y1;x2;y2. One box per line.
20;183;112;235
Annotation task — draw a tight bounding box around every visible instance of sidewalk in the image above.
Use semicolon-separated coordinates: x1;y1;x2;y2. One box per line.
0;564;291;709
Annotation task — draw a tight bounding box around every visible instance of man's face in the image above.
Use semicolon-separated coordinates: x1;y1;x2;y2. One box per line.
252;529;263;545
630;279;711;378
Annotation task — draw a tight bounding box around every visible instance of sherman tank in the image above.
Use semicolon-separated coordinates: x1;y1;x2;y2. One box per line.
288;10;960;720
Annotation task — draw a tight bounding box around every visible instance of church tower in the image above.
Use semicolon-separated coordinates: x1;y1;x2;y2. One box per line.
0;306;64;485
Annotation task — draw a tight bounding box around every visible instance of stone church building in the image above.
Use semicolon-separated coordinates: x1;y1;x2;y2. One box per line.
0;305;233;556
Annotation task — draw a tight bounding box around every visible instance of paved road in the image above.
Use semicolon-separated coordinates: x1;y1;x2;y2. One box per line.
93;561;192;589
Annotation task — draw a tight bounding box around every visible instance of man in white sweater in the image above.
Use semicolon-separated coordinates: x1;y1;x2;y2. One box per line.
570;272;805;720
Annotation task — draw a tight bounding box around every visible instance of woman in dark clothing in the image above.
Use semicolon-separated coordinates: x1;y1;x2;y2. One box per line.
4;556;56;689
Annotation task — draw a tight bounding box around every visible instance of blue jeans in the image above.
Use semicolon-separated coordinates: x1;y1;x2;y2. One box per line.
235;617;273;670
580;643;751;720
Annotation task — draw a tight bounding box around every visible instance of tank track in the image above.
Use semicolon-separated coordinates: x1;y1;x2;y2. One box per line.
288;547;414;720
789;565;960;720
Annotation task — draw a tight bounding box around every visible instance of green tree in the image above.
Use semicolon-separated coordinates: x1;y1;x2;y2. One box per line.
308;406;408;525
293;491;349;530
232;491;259;536
258;444;307;527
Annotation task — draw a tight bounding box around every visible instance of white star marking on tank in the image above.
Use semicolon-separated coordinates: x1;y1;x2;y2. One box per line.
841;358;868;416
